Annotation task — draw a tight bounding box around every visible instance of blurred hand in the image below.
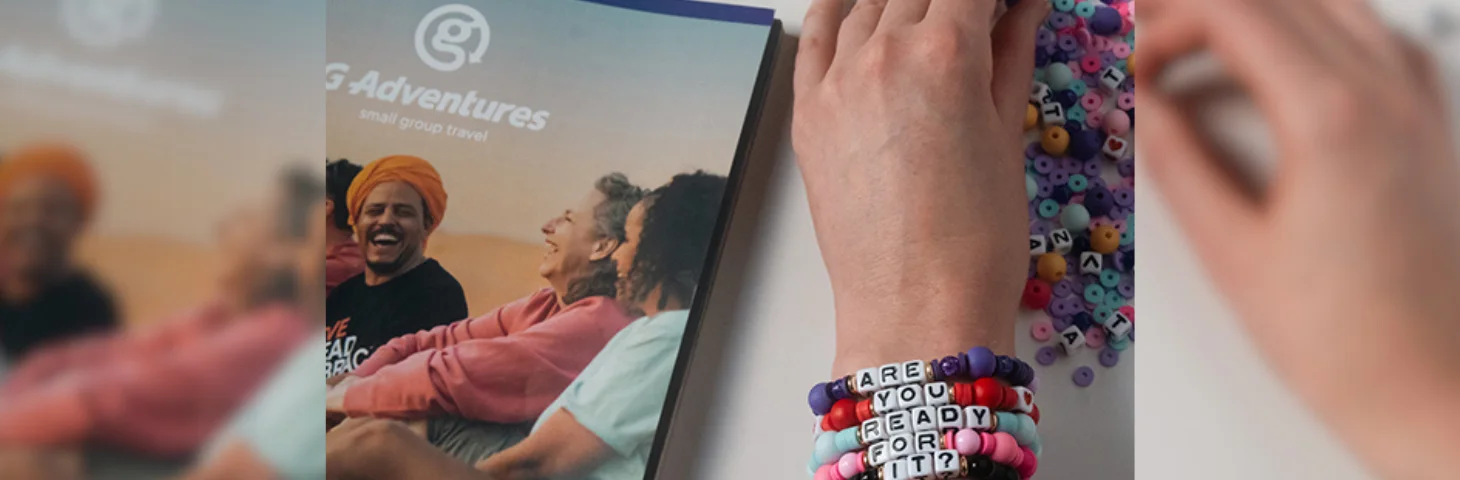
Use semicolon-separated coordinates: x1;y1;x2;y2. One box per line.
1138;0;1460;477
792;0;1049;374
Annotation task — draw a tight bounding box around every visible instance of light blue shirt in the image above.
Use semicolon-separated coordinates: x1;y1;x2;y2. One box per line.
531;310;689;480
204;331;326;479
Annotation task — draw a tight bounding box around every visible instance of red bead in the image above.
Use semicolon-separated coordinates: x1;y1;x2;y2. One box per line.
1021;279;1052;310
827;399;858;431
973;378;1005;408
953;383;974;406
1031;403;1041;425
855;399;874;423
998;386;1018;411
821;414;834;432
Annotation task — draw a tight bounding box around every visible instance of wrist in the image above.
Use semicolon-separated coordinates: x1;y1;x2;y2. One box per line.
831;276;1018;376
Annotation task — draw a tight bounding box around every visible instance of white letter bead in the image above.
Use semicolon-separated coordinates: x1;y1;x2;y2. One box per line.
885;410;911;436
888;434;915;460
873;389;900;416
911;406;938;432
907;453;934;478
1030;81;1053;105
934;450;961;476
1050;229;1074;253
1030;235;1048;256
923;382;950;407
862;417;888;443
885;458;910;480
1040;101;1066;126
1058;325;1086;354
963;406;993;430
896;384;924;409
901;360;927;385
1099;66;1127;91
1010;386;1035;414
1102;135;1129;160
855;368;880;393
914;431;940;453
1104;311;1134;339
937;405;963;430
868;441;890;467
879;363;903;388
1080;251;1104;275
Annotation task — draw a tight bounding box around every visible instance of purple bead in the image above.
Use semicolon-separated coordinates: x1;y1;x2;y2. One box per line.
1049;170;1069;187
1057;35;1078;52
809;383;833;415
1101;52;1119;67
1051;315;1072;332
1072;366;1096;387
1025;142;1042;159
939;355;963;379
1036;29;1057;48
1036;177;1054;198
1071;312;1094;330
1118;277;1135;299
1034;48;1051;68
1016;361;1036;386
1046;299;1068;317
1028;375;1040;393
1060;157;1082;175
1029;220;1052;236
1052;280;1073;298
1108;207;1128;220
1111;250;1128;273
1082;160;1102;177
1056;90;1079;109
994;355;1016;379
1033;155;1056;174
1035;347;1058;366
1117;158;1135;177
1112;187;1134;207
966;347;996;378
1099;348;1121;367
1089;7;1123;36
1068;129;1103;161
828;377;850;400
1088;176;1108;192
1084;187;1115;217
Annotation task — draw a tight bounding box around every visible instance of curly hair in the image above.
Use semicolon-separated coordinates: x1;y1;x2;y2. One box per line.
561;173;645;305
326;159;362;231
622;171;727;313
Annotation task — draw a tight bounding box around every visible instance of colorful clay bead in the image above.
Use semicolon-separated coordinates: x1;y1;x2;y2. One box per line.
1072;366;1095;387
810;383;834;415
1024;103;1039;130
1036;253;1066;283
1060;204;1090;231
1083;187;1114;217
966;347;997;378
1040;126;1069;156
1090;225;1120;254
1104;109;1131;137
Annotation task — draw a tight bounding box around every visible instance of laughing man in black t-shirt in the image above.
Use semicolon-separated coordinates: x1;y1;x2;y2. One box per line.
326;155;467;376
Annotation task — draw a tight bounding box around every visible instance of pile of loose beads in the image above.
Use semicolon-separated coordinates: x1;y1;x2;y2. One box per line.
808;348;1042;479
1021;0;1136;389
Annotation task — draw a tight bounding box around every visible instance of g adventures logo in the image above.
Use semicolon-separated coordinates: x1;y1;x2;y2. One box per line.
415;4;490;73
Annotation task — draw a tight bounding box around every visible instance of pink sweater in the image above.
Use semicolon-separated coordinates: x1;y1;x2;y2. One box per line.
0;302;311;457
326;240;364;296
343;288;633;423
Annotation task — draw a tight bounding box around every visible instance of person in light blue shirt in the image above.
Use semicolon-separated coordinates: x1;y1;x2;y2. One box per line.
325;172;728;480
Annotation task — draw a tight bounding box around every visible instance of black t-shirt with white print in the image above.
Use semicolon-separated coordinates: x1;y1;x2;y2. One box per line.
325;258;467;376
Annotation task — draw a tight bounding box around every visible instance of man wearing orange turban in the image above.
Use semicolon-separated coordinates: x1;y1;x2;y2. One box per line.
325;155;467;378
0;143;118;363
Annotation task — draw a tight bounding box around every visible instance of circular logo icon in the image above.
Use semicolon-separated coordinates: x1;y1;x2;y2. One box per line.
415;4;491;73
61;0;157;49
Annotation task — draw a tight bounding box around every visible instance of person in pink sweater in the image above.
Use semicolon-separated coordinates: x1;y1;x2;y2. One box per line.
326;159;365;296
327;173;644;462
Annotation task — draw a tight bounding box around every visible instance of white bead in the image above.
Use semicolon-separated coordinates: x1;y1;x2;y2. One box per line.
1104;310;1133;339
1099;66;1127;91
855;368;880;393
1050;229;1074;254
910;406;938;432
1040;101;1066;126
1030;81;1053;105
879;363;904;388
963;405;993;430
862;417;888;444
1102;135;1129;160
885;410;912;436
873;388;900;416
888;433;915;460
907;453;935;478
896;384;925;409
885;458;910;480
1010;386;1035;414
902;360;927;385
868;441;890;467
934;450;961;476
1058;325;1086;354
1080;251;1104;275
1029;235;1048;256
914;431;941;453
936;405;963;430
923;382;951;407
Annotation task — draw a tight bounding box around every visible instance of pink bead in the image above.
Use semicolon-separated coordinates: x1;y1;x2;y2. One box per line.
1117;92;1135;111
1120;305;1135;323
829;466;845;480
1105;110;1131;136
954;429;982;456
1017;447;1039;479
815;464;834;480
1085;110;1104;129
1112;42;1131;59
978;432;996;456
1069;193;1085;205
1085;327;1107;348
990;432;1023;466
1090;218;1112;230
1080;92;1102;111
1113;219;1128;233
838;452;864;478
1074;29;1091;47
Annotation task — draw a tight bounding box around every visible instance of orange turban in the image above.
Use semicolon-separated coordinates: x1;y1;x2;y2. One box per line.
345;155;447;233
0;143;99;221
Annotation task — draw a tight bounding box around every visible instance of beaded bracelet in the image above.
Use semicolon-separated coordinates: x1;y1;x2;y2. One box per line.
820;450;1029;480
809;347;1034;416
820;378;1037;432
812;412;1042;468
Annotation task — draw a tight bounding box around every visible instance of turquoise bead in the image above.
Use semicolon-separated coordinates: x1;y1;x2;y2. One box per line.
807;455;820;476
814;431;839;465
1109;333;1131;351
1120;229;1134;246
1060;204;1091;231
1104;292;1126;309
1069;81;1088;96
1018;415;1041;446
1067;174;1088;192
1033;69;1046;83
1030;439;1044;457
834;427;860;453
1067;105;1086;124
1027;174;1038;201
1115;59;1128;71
1053;0;1075;12
1038;199;1061;218
1075;1;1097;17
1094;306;1115;323
1046;63;1075;91
1100;270;1121;288
996;411;1017;433
1083;284;1106;304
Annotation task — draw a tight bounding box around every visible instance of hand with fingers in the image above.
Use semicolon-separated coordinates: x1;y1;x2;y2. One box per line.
791;0;1052;376
1138;0;1460;477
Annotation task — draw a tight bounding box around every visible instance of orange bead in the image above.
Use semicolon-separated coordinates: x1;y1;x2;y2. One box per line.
1036;253;1067;283
1090;225;1120;254
1041;126;1069;156
855;399;875;422
1024;103;1038;131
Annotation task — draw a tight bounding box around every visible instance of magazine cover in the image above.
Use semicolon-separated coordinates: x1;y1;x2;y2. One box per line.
323;1;779;479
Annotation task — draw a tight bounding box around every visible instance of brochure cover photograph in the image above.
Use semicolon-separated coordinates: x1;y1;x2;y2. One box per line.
323;1;779;479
